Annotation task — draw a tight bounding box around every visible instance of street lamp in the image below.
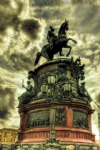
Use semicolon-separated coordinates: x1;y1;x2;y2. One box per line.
48;75;56;84
41;84;48;93
63;82;71;92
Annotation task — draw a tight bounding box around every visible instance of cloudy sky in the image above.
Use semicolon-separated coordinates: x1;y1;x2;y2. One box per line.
0;0;100;141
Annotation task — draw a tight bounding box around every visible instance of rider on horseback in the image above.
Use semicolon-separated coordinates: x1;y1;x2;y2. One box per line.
34;20;77;66
47;26;57;49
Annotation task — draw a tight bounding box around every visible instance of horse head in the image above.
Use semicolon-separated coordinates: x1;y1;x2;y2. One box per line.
58;20;69;35
64;19;69;31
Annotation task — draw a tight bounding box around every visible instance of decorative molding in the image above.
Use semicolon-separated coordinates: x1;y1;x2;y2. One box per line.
19;130;95;142
55;107;66;126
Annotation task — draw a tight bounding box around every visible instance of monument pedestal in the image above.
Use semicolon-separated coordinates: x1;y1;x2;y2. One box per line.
17;99;95;145
16;58;99;149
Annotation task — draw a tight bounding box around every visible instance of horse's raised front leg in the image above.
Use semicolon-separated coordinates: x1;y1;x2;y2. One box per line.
67;38;77;44
66;45;72;57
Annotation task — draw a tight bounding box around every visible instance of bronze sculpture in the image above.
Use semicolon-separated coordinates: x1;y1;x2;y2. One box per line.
34;20;77;65
18;80;35;106
47;26;57;48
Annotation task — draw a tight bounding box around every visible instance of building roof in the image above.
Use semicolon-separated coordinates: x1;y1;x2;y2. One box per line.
0;128;19;132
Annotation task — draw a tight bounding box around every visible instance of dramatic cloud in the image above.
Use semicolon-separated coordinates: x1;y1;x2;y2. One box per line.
33;6;72;21
73;4;100;35
6;46;39;71
32;1;100;36
0;0;45;72
30;0;64;7
0;83;17;120
0;55;14;71
0;66;27;128
0;0;10;5
0;0;24;34
71;0;100;5
95;93;100;103
21;18;42;40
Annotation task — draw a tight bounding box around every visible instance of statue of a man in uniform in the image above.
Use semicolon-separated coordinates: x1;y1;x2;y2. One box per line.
47;26;57;48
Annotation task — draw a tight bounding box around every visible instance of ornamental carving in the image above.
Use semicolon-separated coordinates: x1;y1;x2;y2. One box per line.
18;57;93;107
55;107;66;126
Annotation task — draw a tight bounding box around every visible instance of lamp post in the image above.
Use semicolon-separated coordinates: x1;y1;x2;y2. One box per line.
43;101;58;150
44;78;61;150
41;84;48;93
63;82;71;92
44;105;61;150
48;75;56;84
50;106;56;139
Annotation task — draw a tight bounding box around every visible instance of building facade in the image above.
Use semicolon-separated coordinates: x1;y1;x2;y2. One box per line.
0;128;18;145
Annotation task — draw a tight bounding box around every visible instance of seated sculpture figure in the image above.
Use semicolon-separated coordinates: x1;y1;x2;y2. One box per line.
18;81;35;106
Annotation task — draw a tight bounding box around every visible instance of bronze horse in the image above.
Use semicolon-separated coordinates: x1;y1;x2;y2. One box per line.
34;20;77;65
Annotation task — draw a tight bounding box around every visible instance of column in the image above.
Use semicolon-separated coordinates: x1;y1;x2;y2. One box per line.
50;106;56;138
67;107;73;127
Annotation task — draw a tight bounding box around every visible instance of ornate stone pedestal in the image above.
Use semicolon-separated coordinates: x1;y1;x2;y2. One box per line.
16;58;98;149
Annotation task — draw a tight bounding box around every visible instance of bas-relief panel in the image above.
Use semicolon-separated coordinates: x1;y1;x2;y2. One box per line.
26;110;50;128
26;107;66;128
73;110;88;129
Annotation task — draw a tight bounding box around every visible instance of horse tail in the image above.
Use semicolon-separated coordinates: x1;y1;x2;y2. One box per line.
34;52;42;66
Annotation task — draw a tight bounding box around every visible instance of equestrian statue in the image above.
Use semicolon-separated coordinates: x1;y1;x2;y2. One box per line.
34;20;77;66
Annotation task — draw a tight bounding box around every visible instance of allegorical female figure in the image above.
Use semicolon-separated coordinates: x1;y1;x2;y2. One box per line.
18;81;35;106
